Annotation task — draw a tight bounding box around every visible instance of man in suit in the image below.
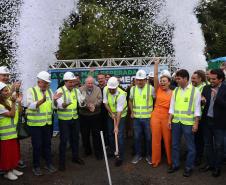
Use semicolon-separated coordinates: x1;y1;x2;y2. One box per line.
200;69;226;177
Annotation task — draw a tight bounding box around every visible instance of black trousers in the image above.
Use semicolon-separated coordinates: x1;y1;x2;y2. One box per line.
59;119;80;166
80;114;103;158
29;125;52;168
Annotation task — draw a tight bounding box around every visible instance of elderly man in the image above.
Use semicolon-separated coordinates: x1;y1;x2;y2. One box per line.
26;71;61;176
56;72;84;171
79;76;103;159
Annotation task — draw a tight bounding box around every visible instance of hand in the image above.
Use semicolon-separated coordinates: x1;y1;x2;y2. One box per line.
16;93;23;103
201;96;206;104
114;127;119;134
192;124;198;133
62;102;71;108
211;88;217;97
154;58;160;64
111;113;116;119
131;112;134;118
168;121;172;129
53;92;62;100
12;81;21;92
11;94;17;103
88;103;95;112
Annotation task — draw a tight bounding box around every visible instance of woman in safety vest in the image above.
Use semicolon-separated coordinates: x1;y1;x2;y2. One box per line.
0;82;23;180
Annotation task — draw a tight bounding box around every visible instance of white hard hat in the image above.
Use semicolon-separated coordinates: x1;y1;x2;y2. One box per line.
148;71;154;78
0;82;7;91
160;70;171;78
136;70;146;79
63;72;76;80
107;77;119;89
37;71;51;83
0;66;10;74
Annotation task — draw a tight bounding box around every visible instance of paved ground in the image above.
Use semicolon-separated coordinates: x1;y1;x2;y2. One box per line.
1;136;226;185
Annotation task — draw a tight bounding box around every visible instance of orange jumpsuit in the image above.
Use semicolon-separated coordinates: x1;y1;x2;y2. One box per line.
151;87;172;167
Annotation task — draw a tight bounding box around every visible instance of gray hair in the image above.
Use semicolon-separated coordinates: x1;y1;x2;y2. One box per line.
85;76;94;83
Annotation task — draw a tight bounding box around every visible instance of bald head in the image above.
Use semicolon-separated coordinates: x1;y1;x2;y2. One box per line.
85;76;94;90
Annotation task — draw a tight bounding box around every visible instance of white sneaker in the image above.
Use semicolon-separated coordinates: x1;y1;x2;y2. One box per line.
4;171;18;180
12;169;23;176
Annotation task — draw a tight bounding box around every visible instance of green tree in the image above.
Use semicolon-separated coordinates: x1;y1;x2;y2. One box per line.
197;0;226;59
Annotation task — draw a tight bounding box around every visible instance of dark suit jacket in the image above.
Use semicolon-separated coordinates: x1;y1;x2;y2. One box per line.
201;83;226;129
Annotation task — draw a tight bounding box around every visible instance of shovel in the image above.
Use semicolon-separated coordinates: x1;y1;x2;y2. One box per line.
114;118;120;160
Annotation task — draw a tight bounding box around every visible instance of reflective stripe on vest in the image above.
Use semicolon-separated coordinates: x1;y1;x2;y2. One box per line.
132;84;153;118
106;88;127;118
172;85;196;125
27;86;53;126
0;111;17;140
57;86;78;120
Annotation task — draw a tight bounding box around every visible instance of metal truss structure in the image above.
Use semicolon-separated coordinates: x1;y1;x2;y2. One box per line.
49;57;179;73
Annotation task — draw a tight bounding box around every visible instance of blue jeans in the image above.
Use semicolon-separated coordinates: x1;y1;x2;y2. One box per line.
133;118;151;157
29;125;52;168
59;119;80;166
107;117;125;160
203;117;224;169
172;123;196;170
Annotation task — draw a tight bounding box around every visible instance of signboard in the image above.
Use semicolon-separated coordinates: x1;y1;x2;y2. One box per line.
49;65;168;91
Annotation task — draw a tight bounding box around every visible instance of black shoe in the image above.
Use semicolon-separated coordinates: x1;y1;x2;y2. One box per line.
32;167;43;176
195;157;202;166
115;158;123;167
212;168;221;177
199;165;214;172
59;164;65;171
72;158;85;165
183;168;192;177
45;164;57;173
96;155;103;160
167;166;179;173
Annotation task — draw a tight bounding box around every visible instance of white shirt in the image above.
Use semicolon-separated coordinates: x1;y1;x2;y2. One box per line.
169;84;201;117
26;86;54;110
56;87;80;109
103;87;126;112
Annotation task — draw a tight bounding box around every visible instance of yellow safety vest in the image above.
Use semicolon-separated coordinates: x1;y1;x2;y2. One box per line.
106;87;127;118
57;86;78;120
197;83;206;93
27;86;53;126
0;101;19;140
172;84;198;125
131;84;153;118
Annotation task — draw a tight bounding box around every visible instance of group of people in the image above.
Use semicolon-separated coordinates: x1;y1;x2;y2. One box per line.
0;60;226;181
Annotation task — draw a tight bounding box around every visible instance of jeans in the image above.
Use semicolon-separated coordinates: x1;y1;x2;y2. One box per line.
133;118;152;157
29;125;52;168
203;117;224;169
195;121;204;160
107;117;126;160
171;123;196;170
59;119;80;166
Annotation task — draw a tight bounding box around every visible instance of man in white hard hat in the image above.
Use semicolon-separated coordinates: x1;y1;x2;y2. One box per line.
129;69;155;165
56;71;84;171
103;77;127;166
26;71;62;176
148;71;154;86
0;66;10;84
